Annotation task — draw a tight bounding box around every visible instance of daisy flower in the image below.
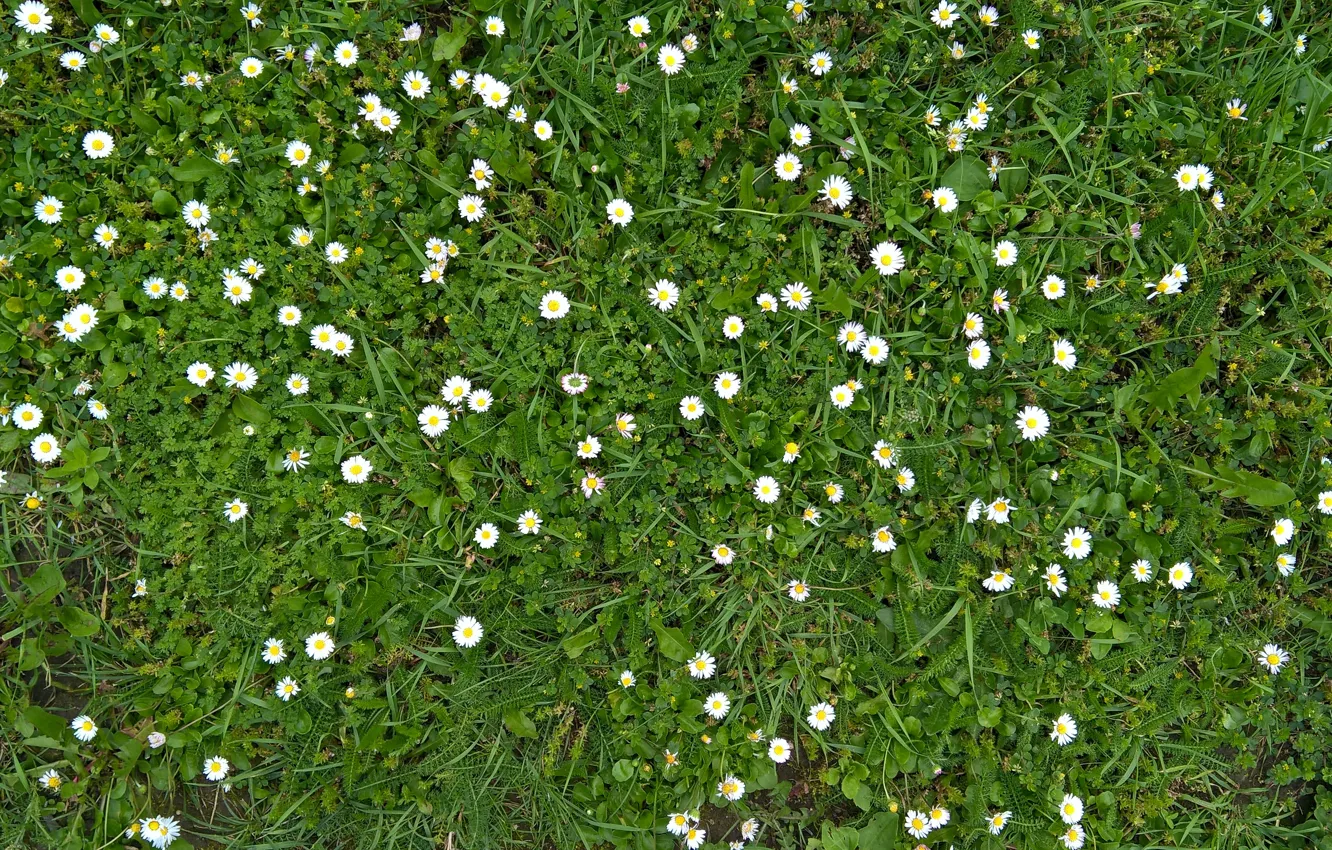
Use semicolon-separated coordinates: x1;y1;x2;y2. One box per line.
1050;713;1077;745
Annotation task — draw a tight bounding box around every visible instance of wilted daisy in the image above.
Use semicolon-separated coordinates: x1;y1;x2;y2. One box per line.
618;669;636;688
1050;712;1078;745
807;701;835;731
560;372;589;394
452;615;483;648
966;499;983;523
992;288;1011;312
982;570;1015;592
1258;643;1288;674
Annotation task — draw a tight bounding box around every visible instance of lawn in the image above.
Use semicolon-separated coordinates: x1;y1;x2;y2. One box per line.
2;0;1331;848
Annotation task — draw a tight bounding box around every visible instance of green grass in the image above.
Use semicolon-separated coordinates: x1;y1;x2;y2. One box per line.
2;0;1332;848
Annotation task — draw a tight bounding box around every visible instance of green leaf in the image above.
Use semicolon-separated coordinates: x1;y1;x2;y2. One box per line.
57;606;101;637
69;0;100;26
649;618;694;662
338;143;368;165
562;625;600;659
998;164;1028;197
131;105;162;134
820;823;859;850
169;157;224;183
610;758;635;782
1197;463;1296;507
232;395;271;423
151;190;180;216
502;707;538;738
23;562;66;606
432;23;471;62
1145;341;1216;411
941;156;991;202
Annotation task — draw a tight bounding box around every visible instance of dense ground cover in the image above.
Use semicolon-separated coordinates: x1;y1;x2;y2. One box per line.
3;0;1332;848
